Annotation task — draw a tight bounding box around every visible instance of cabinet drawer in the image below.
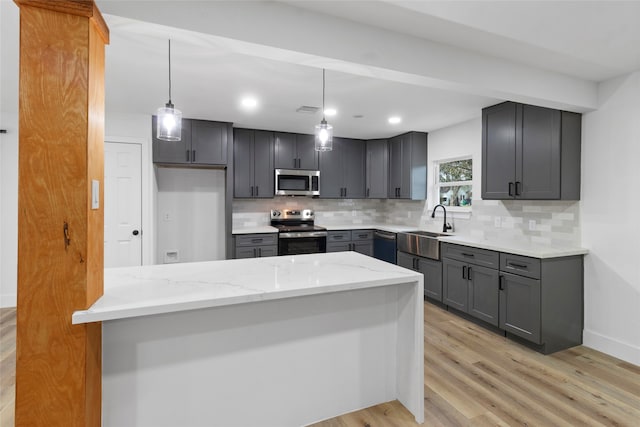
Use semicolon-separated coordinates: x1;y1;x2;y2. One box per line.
327;230;351;242
351;230;373;241
327;242;351;252
500;253;541;279
235;233;277;247
441;243;499;269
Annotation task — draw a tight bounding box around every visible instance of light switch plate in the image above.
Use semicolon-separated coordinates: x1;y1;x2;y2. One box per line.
91;180;99;209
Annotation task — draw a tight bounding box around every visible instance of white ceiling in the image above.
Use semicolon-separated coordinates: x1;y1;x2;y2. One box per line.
2;1;640;139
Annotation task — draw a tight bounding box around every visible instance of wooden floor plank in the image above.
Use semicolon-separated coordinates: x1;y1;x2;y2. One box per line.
2;303;640;427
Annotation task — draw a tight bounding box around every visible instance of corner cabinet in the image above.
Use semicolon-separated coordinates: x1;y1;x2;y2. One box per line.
152;117;230;166
234;129;274;198
366;139;388;198
319;138;366;199
481;101;581;200
388;131;427;200
274;132;318;170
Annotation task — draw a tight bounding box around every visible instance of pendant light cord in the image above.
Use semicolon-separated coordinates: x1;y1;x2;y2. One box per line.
168;39;172;105
322;68;326;121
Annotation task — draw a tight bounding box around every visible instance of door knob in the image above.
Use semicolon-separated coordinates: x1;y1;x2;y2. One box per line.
132;230;140;236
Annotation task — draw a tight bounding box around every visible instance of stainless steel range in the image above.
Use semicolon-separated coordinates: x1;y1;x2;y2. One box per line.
270;209;327;255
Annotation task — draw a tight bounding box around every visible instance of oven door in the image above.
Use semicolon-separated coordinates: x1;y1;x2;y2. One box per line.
278;232;327;255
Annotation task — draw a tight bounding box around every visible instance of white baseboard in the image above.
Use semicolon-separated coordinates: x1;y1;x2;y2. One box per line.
0;293;17;308
583;329;640;366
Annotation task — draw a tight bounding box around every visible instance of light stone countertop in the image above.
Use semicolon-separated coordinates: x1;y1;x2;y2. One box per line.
319;223;422;233
72;252;422;324
438;235;588;259
231;226;278;234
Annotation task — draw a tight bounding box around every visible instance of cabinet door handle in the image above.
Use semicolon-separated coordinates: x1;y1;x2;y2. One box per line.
255;186;259;196
258;248;262;257
413;258;417;270
366;188;370;197
467;266;472;279
344;188;347;198
250;186;254;196
508;262;527;269
186;150;190;162
192;150;196;162
508;182;514;196
397;187;400;197
499;275;505;290
515;181;521;196
462;265;467;280
461;252;475;257
253;248;257;257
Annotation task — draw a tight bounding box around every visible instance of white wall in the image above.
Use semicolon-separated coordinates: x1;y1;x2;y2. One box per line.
156;168;226;263
581;72;640;365
0;111;18;307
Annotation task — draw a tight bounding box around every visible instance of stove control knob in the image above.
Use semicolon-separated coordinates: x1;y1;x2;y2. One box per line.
271;210;281;217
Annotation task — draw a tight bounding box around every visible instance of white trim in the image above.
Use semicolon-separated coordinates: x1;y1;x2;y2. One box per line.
105;136;155;266
583;328;640;366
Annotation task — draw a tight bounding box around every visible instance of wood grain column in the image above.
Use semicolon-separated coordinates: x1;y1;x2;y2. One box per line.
14;1;109;426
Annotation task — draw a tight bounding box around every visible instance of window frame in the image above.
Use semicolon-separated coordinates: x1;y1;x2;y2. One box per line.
433;156;473;212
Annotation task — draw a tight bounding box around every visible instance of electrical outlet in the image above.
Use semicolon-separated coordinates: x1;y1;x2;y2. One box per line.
164;250;179;264
163;212;172;222
494;216;501;228
529;220;536;231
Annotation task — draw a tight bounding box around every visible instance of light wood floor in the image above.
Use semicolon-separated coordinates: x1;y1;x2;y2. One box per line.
2;303;639;426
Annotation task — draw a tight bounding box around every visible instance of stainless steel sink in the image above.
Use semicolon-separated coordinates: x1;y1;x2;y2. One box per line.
397;230;448;260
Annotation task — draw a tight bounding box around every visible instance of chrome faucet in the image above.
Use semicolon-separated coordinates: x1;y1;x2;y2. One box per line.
431;204;453;233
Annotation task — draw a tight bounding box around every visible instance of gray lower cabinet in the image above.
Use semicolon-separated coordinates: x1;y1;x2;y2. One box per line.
482;101;581;200
319;137;366;198
442;244;500;326
365;139;388;198
234;129;274;198
441;242;584;354
234;233;278;259
326;230;373;256
398;251;443;301
499;272;541;344
153;117;230;166
388;131;427;200
274;132;318;170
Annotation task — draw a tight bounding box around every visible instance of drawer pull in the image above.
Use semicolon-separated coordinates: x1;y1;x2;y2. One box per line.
461;252;475;257
251;238;262;243
358;234;368;238
334;236;343;239
509;262;528;269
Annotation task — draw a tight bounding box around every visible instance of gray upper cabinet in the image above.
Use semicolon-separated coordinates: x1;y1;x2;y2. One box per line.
274;132;318;170
366;139;388;198
482;101;581;200
388;131;427;200
233;129;274;198
153;116;230;166
319;137;366;198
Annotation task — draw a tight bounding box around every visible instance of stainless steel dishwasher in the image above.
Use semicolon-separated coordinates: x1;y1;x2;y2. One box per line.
373;230;397;264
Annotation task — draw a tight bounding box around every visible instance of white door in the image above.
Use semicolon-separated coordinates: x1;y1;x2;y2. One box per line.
104;142;142;268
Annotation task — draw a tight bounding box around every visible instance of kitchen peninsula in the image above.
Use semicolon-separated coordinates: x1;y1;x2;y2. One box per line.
73;252;425;427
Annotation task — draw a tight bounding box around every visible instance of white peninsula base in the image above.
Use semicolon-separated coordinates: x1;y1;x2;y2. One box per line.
74;252;424;426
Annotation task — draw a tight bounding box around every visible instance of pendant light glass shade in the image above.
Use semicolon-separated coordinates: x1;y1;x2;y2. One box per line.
314;119;333;151
314;69;333;151
157;102;182;141
157;39;182;141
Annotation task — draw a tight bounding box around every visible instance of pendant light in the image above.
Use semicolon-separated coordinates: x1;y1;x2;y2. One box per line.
314;68;333;151
156;39;182;141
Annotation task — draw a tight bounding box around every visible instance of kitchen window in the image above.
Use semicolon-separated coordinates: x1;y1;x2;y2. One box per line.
435;157;472;208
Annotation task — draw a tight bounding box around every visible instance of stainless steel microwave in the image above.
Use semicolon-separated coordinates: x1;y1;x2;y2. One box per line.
274;169;320;196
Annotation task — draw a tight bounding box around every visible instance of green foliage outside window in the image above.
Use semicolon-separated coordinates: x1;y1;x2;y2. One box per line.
437;159;472;207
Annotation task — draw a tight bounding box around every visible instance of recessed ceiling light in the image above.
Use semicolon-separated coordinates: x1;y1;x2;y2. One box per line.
388;116;402;124
241;97;258;109
324;108;337;117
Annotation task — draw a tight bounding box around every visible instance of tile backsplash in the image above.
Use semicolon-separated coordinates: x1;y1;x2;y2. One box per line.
233;198;581;246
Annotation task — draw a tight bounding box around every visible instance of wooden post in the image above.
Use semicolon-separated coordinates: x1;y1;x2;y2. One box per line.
14;1;108;426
